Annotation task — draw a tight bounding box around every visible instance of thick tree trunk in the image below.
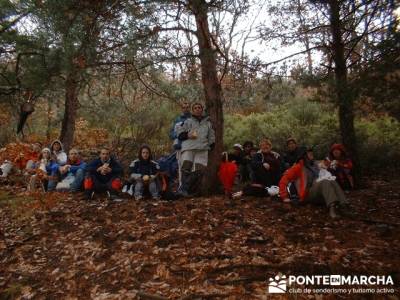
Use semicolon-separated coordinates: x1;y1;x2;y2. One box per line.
60;72;79;152
329;0;360;184
190;0;224;195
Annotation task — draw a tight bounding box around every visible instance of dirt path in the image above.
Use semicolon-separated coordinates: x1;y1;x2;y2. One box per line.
0;179;399;299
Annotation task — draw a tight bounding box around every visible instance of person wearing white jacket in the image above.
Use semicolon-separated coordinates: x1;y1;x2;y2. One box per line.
50;139;67;166
176;103;215;196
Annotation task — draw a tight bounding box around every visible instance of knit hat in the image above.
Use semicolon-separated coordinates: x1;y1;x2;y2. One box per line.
233;143;243;151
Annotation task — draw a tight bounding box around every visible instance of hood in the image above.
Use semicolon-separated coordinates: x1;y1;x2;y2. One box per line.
41;147;51;154
51;139;64;152
330;144;346;154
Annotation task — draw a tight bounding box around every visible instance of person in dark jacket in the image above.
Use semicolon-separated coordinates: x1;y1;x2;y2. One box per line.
282;138;305;170
84;148;122;200
239;141;254;183
129;145;160;200
251;138;282;187
228;144;243;166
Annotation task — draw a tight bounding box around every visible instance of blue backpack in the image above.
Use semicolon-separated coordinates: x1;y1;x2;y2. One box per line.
157;152;178;180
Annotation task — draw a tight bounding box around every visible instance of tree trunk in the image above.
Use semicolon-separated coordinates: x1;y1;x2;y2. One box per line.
328;0;360;184
190;0;224;195
60;72;79;152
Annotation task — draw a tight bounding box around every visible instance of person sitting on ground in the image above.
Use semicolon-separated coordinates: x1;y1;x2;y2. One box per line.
326;143;354;190
239;141;254;183
53;148;86;192
84;148;123;200
279;147;349;219
228;144;243;166
176;102;215;197
50;139;67;166
282;138;305;170
28;148;58;191
14;142;42;174
129;145;161;200
251;138;282;188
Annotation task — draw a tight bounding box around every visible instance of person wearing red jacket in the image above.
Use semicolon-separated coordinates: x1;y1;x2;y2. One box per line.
279;147;348;219
326;143;354;190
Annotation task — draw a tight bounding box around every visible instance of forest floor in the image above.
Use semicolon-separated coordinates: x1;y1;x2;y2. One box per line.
0;177;399;299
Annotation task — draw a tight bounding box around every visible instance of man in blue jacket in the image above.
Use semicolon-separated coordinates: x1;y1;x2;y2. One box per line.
84;148;123;200
52;148;87;192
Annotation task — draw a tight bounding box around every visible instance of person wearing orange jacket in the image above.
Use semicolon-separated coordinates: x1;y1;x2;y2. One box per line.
326;143;354;190
279;147;348;219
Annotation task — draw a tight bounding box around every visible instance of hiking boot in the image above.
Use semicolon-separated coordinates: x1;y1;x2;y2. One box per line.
85;191;95;201
329;203;339;219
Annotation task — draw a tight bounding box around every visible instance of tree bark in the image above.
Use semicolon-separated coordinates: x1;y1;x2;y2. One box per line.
328;0;360;184
190;0;224;194
60;72;79;152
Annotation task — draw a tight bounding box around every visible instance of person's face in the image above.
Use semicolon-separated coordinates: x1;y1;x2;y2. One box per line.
192;105;203;117
244;145;252;153
260;141;271;153
43;151;51;159
100;150;110;161
141;148;150;160
53;142;61;151
306;151;314;161
332;149;341;159
287;141;297;152
69;150;79;162
32;143;41;153
181;103;190;114
250;149;257;157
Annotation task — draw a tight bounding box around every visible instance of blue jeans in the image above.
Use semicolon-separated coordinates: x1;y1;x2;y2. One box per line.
70;168;85;192
134;178;159;198
48;168;85;192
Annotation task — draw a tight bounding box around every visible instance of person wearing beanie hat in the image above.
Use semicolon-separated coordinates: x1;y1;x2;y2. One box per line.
227;143;243;166
279;147;349;219
326;143;354;190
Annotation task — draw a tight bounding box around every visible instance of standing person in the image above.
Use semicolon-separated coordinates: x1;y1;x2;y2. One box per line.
84;148;123;200
176;102;215;197
282;138;305;170
129;145;160;200
53;148;86;192
251;138;282;188
50;139;67;166
170;101;192;188
326;143;354;190
279;147;349;219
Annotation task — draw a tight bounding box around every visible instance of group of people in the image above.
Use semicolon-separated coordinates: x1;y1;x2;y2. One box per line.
0;101;354;218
